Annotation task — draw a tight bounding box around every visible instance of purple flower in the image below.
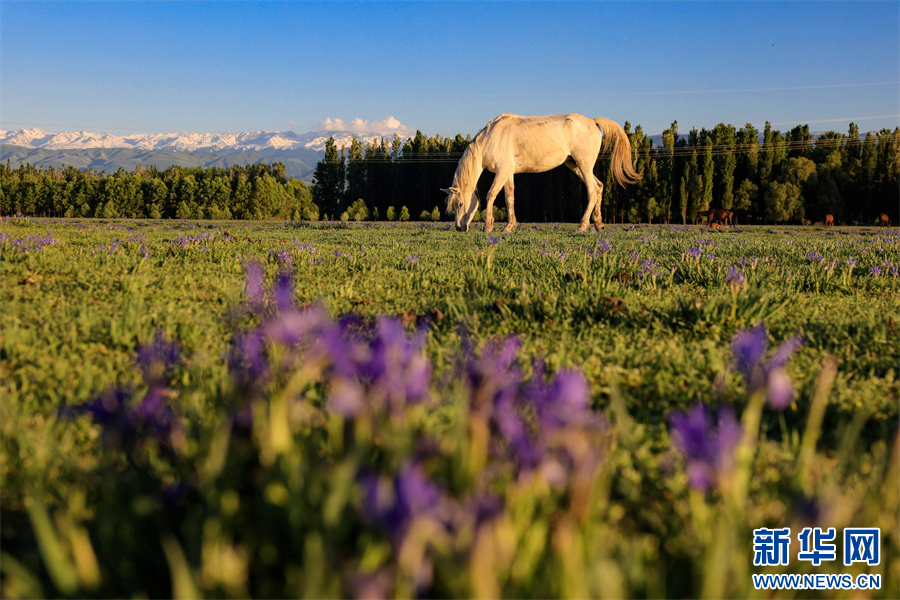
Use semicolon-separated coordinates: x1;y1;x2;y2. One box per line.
807;250;825;263
726;265;746;288
587;238;612;259
732;324;804;410
269;249;294;266
244;261;265;308
135;331;181;387
78;383;181;450
228;329;269;393
485;234;502;247
360;463;445;544
362;318;431;415
405;253;420;265
272;271;295;312
870;266;883;276
843;256;858;269
639;257;662;278
670;404;741;491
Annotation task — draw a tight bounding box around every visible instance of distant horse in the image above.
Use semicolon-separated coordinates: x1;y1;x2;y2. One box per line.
443;113;641;233
878;213;891;227
694;210;712;225
707;209;733;227
825;214;834;227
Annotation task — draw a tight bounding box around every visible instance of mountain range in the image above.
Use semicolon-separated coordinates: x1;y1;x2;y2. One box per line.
0;128;391;182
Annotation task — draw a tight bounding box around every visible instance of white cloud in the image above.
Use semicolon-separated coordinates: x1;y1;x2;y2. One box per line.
283;120;298;127
316;116;410;136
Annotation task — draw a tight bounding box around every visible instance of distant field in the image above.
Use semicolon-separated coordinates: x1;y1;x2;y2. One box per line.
2;217;897;598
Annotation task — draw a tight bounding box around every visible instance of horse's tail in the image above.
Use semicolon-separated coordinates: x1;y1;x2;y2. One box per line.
594;118;642;187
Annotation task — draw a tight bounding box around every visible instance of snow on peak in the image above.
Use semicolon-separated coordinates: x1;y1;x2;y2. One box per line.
0;128;402;153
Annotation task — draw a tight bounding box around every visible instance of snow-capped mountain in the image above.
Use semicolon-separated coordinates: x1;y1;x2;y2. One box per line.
0;128;389;153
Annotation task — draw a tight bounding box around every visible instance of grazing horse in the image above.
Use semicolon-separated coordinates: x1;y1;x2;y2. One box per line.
443;113;641;233
707;209;733;227
825;214;834;227
694;210;712;225
878;213;891;227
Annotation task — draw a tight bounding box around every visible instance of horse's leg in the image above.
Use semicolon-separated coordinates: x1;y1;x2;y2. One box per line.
591;176;605;230
568;157;601;232
483;172;509;234
503;179;518;232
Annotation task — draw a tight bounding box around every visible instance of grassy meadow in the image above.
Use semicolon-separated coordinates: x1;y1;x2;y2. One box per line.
1;216;898;598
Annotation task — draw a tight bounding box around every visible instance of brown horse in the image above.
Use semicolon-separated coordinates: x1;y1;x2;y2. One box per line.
878;213;891;227
707;209;733;227
825;214;834;227
694;209;712;225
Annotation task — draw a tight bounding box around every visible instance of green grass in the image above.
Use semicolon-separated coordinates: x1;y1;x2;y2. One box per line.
1;217;898;598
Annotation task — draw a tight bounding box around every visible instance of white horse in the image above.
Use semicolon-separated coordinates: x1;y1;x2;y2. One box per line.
443;113;641;233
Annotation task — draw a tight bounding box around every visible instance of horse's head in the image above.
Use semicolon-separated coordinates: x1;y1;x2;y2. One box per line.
442;186;479;232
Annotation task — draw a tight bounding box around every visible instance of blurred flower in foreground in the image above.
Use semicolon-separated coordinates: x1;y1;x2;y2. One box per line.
732;324;804;410
726;264;746;293
461;335;606;489
670;404;741;491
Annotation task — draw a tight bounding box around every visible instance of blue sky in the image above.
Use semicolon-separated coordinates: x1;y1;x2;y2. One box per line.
2;0;898;138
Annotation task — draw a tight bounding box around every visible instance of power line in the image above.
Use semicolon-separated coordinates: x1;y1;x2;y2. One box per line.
4;80;898;99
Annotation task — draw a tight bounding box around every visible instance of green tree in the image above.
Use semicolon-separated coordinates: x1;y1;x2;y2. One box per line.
312;137;346;219
700;132;714;211
712;123;736;209
347;199;369;221
734;179;758;213
399;206;410;222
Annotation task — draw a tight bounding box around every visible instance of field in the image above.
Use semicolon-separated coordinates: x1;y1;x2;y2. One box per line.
1;216;898;598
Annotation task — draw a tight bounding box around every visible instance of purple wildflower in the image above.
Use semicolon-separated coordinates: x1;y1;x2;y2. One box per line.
588;238;612;259
485;234;502;247
244;261;265;308
669;404;741;491
726;265;746;289
870;266;883;276
732;324;804;410
843;256;858;269
362;317;432;416
360;463;446;545
272;271;295;312
78;381;182;450
135;331;181;387
228;329;269;394
405;253;420;265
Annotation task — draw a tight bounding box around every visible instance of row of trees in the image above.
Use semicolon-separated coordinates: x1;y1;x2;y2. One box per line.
313;121;899;225
2;121;896;225
0;162;318;221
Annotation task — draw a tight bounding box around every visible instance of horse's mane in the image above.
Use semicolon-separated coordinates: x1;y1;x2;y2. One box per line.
450;124;490;195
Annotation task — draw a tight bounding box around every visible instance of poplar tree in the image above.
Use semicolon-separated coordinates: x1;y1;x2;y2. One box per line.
312;137;345;220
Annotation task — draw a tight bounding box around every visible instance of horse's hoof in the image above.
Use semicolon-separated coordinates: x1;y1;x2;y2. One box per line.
503;222;518;233
577;223;590;233
593;222;604;231
484;224;494;233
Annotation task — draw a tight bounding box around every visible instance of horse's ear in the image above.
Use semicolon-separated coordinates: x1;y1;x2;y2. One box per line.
441;188;451;195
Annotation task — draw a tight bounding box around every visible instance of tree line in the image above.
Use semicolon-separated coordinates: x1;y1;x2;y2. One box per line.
2;120;897;225
0;162;318;220
313;121;899;226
